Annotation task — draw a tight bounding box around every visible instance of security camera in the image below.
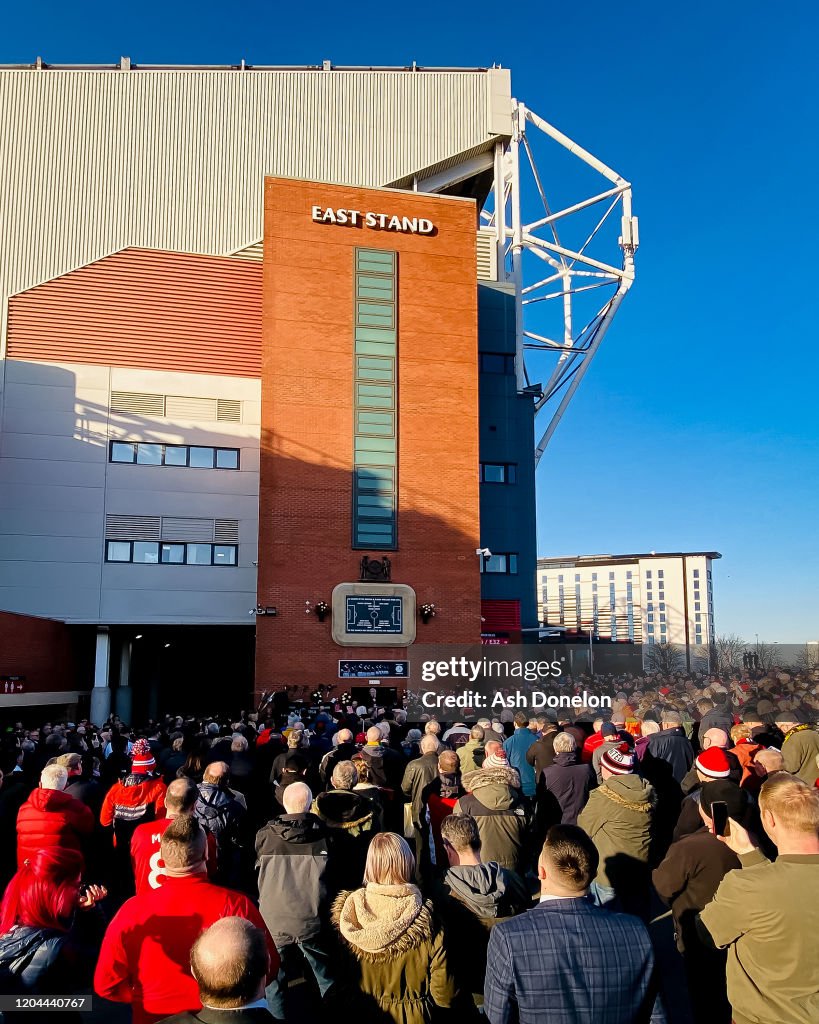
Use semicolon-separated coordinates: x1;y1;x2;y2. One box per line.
476;547;492;558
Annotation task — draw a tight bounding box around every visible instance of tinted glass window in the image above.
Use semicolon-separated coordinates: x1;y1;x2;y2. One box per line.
160;543;185;564
110;442;135;463
133;542;159;563
189;447;215;468
136;444;163;466
215;449;239;470
212;545;237;566
164;446;188;466
186;544;212;565
106;541;131;561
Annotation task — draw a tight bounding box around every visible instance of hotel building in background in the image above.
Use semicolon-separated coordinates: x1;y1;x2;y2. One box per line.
537;551;720;663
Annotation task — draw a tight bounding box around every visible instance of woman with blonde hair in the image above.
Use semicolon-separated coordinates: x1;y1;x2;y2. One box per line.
331;832;455;1023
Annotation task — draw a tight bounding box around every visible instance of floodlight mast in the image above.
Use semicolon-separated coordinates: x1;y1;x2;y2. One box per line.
483;99;638;467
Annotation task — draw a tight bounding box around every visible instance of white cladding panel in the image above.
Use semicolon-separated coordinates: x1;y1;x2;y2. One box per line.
0;360;260;624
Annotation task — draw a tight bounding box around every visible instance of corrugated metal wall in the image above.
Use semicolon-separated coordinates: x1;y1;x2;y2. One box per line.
6;249;262;376
0;69;508;323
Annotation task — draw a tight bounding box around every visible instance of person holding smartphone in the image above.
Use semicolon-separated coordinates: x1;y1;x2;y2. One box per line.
653;781;749;1022
697;774;819;1024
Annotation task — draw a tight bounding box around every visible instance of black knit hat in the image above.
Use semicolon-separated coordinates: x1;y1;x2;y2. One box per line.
700;780;750;826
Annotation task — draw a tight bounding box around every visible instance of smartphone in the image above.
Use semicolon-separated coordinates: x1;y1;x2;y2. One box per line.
711;800;729;837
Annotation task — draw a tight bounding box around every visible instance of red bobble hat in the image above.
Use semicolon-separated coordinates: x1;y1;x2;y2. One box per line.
131;738;156;773
695;747;731;779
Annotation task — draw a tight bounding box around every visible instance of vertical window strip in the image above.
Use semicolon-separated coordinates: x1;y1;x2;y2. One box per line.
353;249;397;549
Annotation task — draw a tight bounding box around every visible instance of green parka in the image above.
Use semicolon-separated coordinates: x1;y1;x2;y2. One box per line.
577;774;656;889
331;882;456;1024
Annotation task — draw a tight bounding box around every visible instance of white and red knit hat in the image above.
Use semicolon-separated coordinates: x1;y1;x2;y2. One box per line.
483;749;509;770
695;747;731;779
131;738;156;773
600;744;634;775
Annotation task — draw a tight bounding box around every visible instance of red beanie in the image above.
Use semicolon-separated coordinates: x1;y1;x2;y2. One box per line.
131;738;156;773
695;747;731;779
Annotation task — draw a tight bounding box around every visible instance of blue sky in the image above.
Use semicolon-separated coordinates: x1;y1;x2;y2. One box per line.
4;1;818;642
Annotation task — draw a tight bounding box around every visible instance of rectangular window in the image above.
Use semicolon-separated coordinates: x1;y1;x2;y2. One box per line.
693;569;700;578
132;541;160;563
695;613;701;623
164;446;188;466
660;613;666;623
189;447;215;469
110;442;136;463
160;543;185;564
353;249;397;550
591;572;597;581
481;553;518;575
213;545;237;566
647;602;654;612
626;571;632;579
215;448;239;470
479;353;515;374
106;540;131;562
658;570;664;578
186;543;212;565
646;570;652;578
647;624;654;634
109;444;239;470
480;463;517;484
609;572;615;581
136;444;163;466
105;541;237;565
659;602;665;611
694;601;701;612
575;573;580;582
647;613;654;623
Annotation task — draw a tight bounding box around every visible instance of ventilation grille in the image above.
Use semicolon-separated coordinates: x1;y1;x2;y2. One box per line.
110;391;165;416
110;392;242;422
105;515;240;544
477;227;498;282
161;517;215;542
164;395;216;421
214;519;240;544
216;399;241;423
105;514;161;540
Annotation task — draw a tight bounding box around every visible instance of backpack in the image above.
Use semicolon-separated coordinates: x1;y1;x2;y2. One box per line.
194;785;242;844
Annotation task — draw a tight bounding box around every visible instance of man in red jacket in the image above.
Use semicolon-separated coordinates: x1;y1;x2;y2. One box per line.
16;763;94;868
94;815;279;1024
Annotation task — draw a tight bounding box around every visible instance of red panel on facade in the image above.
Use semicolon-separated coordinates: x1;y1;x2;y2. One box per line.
0;612;86;694
6;249;262;378
481;600;521;631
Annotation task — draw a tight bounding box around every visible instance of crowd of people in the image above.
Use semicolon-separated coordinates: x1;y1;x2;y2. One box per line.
0;665;816;1023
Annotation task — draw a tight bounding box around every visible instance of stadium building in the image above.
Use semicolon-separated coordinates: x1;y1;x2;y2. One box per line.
0;62;544;719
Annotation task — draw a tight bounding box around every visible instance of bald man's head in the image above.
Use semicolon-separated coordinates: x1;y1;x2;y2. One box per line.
336;728;353;744
164;777;198;818
702;728;730;750
190;917;269;1009
202;761;229;785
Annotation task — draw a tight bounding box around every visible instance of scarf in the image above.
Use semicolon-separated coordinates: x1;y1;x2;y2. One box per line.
336;882;422;953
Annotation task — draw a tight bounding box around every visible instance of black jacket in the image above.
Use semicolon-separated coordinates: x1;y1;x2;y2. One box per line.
319;742;359;786
698;708;734;740
255;812;332;946
525;731;558;778
312;789;378;890
539;752;594;826
644;727;694;784
401;753;440;823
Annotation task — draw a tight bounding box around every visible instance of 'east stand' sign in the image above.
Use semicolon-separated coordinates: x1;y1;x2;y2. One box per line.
311;206;434;235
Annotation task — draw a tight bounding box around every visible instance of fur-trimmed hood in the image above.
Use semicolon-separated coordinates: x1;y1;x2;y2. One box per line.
601;774;656;813
462;764;521;793
331;883;435;963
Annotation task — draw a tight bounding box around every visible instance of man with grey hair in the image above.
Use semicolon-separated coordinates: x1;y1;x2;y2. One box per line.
256;782;335;1018
195;761;247;888
644;709;695;784
159;917;275;1021
16;763;93;868
458;725;486;774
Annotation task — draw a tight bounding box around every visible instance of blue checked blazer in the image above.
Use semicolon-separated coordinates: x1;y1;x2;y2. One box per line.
484;897;665;1024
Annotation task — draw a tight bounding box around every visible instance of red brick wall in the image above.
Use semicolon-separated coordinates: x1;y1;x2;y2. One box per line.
0;612;85;694
256;178;481;693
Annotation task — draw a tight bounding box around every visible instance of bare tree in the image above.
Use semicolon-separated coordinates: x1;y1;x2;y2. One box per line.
755;641;779;674
793;643;819;674
644;642;685;675
714;634;746;675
